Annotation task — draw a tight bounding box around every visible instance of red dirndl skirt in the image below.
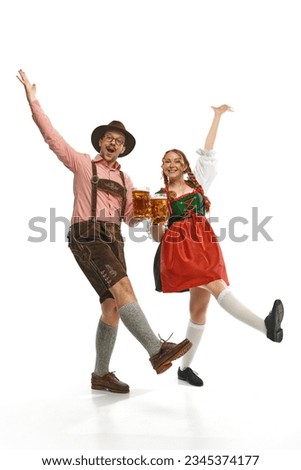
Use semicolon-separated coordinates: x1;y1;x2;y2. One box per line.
154;214;229;293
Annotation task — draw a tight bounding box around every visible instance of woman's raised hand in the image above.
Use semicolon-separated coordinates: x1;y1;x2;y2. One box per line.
211;104;234;115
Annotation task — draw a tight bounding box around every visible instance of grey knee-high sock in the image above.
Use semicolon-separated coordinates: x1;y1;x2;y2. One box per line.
180;320;205;370
217;287;266;333
94;320;118;376
119;301;161;356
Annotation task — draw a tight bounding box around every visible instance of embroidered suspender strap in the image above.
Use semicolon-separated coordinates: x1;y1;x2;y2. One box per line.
91;161;127;221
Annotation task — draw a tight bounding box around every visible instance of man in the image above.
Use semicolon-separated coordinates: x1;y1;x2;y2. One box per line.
17;69;192;394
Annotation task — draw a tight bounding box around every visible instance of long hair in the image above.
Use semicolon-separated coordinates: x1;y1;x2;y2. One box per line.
162;149;211;212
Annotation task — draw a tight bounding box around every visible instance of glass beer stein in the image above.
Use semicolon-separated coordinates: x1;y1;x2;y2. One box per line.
132;187;150;219
150;193;168;224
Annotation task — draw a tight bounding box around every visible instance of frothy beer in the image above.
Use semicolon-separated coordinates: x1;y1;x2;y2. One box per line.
150;194;168;224
132;188;150;219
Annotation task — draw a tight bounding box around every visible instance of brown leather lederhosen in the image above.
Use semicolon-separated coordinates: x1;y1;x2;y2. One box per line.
68;161;128;302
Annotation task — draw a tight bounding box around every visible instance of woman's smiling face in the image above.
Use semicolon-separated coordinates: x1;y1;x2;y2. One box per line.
162;151;187;179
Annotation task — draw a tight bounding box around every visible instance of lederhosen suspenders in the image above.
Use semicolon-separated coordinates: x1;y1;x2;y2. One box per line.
91;161;127;221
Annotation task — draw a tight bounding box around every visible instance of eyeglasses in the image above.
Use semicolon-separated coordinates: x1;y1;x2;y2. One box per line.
103;133;125;147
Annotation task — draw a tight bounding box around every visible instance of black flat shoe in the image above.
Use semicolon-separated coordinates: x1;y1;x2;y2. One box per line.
264;299;284;342
178;367;204;387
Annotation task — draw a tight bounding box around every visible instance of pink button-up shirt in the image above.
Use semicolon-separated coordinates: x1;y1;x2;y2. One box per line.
30;100;135;225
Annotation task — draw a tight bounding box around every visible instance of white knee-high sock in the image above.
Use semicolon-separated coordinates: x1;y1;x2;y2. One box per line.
180;320;205;370
217;287;266;334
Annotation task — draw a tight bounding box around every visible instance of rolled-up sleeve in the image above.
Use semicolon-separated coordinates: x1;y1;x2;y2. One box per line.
194;148;218;193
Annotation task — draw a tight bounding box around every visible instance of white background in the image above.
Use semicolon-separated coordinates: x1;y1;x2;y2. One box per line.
1;0;300;467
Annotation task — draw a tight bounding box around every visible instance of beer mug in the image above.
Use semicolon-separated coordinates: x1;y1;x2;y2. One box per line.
150;193;168;224
132;187;150;219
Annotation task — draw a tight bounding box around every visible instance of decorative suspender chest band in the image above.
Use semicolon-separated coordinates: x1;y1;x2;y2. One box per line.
91;161;127;220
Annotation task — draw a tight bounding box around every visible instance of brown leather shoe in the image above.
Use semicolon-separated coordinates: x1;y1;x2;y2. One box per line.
150;338;192;374
91;372;130;393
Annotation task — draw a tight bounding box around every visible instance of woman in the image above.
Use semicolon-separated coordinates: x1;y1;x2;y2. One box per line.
150;105;284;387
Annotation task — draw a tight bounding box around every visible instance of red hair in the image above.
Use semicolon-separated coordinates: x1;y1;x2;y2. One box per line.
162;149;211;212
